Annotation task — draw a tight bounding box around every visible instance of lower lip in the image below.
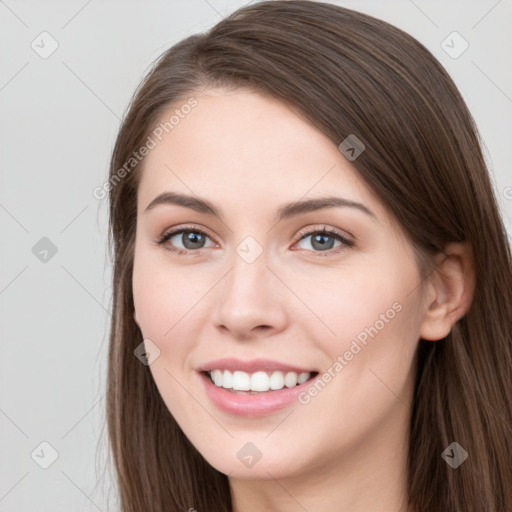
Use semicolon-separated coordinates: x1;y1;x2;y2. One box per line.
198;371;318;417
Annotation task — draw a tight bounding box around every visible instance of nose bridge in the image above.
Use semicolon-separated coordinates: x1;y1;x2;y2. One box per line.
213;239;287;337
227;243;268;297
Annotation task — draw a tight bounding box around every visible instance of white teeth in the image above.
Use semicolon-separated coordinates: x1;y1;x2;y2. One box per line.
284;371;298;388
211;369;223;387
251;371;270;392
208;370;312;391
221;370;233;389
297;372;310;384
269;371;284;390
232;370;250;391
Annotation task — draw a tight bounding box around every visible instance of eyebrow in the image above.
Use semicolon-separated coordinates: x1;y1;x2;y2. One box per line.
143;191;376;221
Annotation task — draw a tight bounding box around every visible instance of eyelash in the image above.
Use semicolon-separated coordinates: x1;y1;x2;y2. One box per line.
156;224;354;257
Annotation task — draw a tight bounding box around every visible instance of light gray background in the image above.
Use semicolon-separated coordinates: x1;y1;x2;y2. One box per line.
1;0;511;510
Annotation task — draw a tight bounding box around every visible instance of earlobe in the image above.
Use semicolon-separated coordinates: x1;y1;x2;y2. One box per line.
419;242;475;341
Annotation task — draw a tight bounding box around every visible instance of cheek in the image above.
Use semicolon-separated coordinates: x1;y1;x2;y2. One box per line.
132;261;167;338
132;249;212;402
290;259;411;342
132;248;201;338
297;255;421;392
132;255;199;411
312;262;420;406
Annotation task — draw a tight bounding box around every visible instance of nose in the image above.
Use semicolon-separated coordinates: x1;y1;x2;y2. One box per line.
213;249;288;340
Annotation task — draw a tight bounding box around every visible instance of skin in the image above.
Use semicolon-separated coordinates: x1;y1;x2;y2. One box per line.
132;88;474;512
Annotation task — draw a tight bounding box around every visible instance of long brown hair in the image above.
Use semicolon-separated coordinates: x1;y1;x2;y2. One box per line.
104;1;512;511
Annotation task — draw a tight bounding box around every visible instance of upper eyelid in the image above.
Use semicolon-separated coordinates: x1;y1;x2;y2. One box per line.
160;224;215;242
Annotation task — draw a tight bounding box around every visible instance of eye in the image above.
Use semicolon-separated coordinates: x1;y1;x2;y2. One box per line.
156;224;353;256
293;225;353;256
156;225;215;255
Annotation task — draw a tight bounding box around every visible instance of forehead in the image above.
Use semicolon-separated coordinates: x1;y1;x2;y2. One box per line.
136;89;379;217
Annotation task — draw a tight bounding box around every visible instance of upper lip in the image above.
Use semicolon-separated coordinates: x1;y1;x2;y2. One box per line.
197;358;317;374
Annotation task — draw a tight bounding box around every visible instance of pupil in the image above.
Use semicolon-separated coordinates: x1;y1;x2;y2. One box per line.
184;231;204;249
312;234;334;251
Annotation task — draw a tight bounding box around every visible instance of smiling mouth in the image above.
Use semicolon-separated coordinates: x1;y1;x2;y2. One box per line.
202;369;319;394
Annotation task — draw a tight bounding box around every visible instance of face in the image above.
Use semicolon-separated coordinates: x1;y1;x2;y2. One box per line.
132;88;426;481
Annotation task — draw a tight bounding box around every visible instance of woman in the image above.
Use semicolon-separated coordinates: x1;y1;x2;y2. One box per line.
104;1;512;511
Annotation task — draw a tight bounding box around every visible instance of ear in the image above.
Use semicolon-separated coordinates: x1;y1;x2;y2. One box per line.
419;242;475;341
